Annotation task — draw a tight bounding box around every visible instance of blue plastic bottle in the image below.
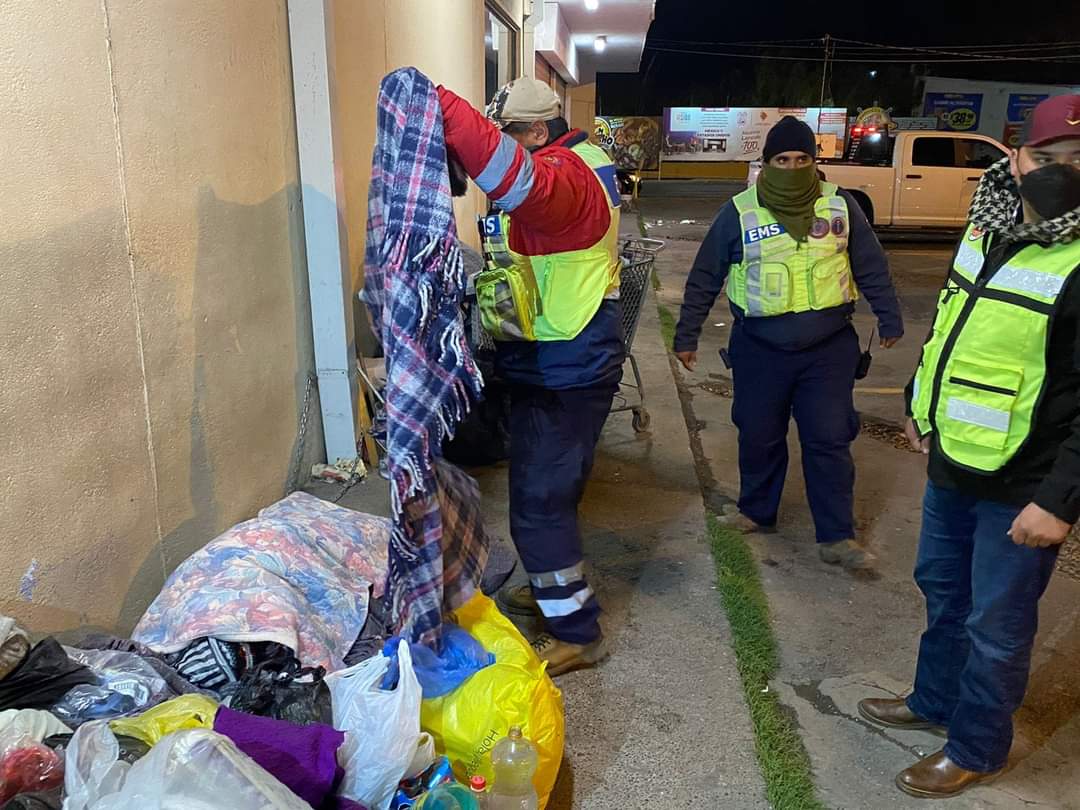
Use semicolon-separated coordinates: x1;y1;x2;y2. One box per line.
415;782;480;810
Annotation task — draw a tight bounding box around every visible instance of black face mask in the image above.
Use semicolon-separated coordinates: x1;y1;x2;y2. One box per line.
1018;163;1080;220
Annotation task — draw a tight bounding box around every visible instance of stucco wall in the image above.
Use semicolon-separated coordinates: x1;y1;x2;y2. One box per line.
0;0;318;633
335;0;515;294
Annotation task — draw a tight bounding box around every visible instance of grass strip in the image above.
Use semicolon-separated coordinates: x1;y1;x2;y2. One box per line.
656;304;676;351
707;514;828;810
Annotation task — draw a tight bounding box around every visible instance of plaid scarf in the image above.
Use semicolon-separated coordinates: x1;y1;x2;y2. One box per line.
363;67;485;645
970;158;1080;245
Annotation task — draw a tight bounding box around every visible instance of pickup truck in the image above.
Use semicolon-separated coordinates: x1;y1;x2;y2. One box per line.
748;131;1009;230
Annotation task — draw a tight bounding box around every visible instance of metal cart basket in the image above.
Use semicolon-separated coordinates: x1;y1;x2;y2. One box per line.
614;237;665;433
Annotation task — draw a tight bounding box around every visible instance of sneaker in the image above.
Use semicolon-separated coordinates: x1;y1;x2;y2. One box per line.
531;633;609;677
717;504;774;534
498;584;540;617
819;539;877;570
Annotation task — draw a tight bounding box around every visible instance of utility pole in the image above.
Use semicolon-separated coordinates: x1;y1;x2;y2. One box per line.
818;34;832;110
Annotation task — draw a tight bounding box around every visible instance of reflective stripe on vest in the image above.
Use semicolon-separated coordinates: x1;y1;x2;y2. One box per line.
910;223;1080;473
728;183;857;317
495;141;621;342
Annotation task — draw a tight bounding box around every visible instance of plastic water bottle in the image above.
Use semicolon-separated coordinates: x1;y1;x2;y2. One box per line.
487;727;539;810
470;775;489;809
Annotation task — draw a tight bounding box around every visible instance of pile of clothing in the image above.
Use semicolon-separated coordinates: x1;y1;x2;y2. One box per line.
0;489;511;809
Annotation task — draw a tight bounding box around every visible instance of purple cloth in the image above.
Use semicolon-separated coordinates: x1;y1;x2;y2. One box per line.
213;706;344;808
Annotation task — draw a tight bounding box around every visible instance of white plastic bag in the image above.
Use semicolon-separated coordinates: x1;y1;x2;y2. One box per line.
63;722;130;810
327;640;422;810
0;709;70;746
404;732;437;780
63;722;308;810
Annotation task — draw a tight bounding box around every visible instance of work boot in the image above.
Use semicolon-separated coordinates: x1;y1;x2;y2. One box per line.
498;584;540;617
531;633;609;678
858;698;947;734
819;539;877;570
896;751;1001;799
717;504;774;534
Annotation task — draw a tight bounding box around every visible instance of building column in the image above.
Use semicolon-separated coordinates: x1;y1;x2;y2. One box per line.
286;0;360;465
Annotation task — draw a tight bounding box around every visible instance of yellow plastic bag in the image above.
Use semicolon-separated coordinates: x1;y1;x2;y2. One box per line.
109;694;218;746
420;594;564;809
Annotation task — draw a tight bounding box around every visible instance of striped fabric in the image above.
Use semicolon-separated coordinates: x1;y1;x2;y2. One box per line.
170;638;249;692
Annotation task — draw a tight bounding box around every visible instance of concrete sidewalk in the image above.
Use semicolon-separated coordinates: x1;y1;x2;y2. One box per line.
647;198;1080;810
470;280;767;809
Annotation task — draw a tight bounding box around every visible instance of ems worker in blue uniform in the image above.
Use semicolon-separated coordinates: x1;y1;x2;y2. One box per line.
674;116;904;568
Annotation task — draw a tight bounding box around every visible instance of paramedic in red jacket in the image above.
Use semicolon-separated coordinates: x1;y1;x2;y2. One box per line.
439;78;623;676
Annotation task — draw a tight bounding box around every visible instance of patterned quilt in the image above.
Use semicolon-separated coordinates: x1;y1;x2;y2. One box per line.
133;493;390;672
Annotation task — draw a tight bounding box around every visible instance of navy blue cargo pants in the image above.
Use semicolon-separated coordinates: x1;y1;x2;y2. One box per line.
729;322;862;542
508;384;614;644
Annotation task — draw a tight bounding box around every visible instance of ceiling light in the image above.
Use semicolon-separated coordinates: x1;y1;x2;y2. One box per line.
594;35;607;53
584;0;599;10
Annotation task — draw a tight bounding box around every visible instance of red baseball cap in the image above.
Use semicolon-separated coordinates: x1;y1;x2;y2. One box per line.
1022;94;1080;147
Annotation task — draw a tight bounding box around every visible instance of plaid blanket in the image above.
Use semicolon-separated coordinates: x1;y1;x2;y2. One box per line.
433;460;490;612
363;67;486;644
392;461;491;645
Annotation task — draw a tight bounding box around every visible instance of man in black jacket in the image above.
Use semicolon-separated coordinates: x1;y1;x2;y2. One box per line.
675;117;903;569
859;95;1080;798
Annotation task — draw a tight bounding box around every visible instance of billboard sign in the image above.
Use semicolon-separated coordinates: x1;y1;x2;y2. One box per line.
1003;93;1049;148
661;107;848;162
593;116;662;171
923;92;983;132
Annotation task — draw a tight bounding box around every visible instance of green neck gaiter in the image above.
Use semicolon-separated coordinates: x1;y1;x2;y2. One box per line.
756;164;822;243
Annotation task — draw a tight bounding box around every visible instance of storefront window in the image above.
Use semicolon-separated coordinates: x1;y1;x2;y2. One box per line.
485;8;517;103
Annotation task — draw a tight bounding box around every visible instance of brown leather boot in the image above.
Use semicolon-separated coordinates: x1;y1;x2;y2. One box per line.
717;504;775;534
498;584;540;617
896;751;1002;798
531;633;609;678
858;698;946;733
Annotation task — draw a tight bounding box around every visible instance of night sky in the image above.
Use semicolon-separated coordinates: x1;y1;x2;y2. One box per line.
597;1;1080;115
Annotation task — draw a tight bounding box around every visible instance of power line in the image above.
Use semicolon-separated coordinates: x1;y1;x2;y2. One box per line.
643;45;1080;64
891;40;1080;51
831;36;1074;61
647;36;1080;62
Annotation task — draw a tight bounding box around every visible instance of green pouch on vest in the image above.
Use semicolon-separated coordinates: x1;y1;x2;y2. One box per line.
475;266;540;342
477;213;541;342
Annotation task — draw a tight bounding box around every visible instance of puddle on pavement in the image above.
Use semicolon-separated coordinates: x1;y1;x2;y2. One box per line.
698;379;732;398
860;417;916;452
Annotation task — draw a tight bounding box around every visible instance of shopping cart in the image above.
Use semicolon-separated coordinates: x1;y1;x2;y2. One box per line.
614;237;665;433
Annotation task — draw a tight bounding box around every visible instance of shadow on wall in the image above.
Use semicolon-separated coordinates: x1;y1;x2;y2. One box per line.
113;183;323;633
0;207;159;634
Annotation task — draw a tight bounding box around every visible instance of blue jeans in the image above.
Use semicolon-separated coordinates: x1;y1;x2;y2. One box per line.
906;482;1060;772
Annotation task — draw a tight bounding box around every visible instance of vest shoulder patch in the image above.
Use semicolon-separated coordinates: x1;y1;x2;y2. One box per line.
592;164;622;208
744;222;786;244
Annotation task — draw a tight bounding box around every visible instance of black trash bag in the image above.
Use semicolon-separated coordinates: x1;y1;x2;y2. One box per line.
344;596;391;667
2;790;62;810
0;639;95;712
220;657;333;726
442;360;511;467
42;733;150;765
